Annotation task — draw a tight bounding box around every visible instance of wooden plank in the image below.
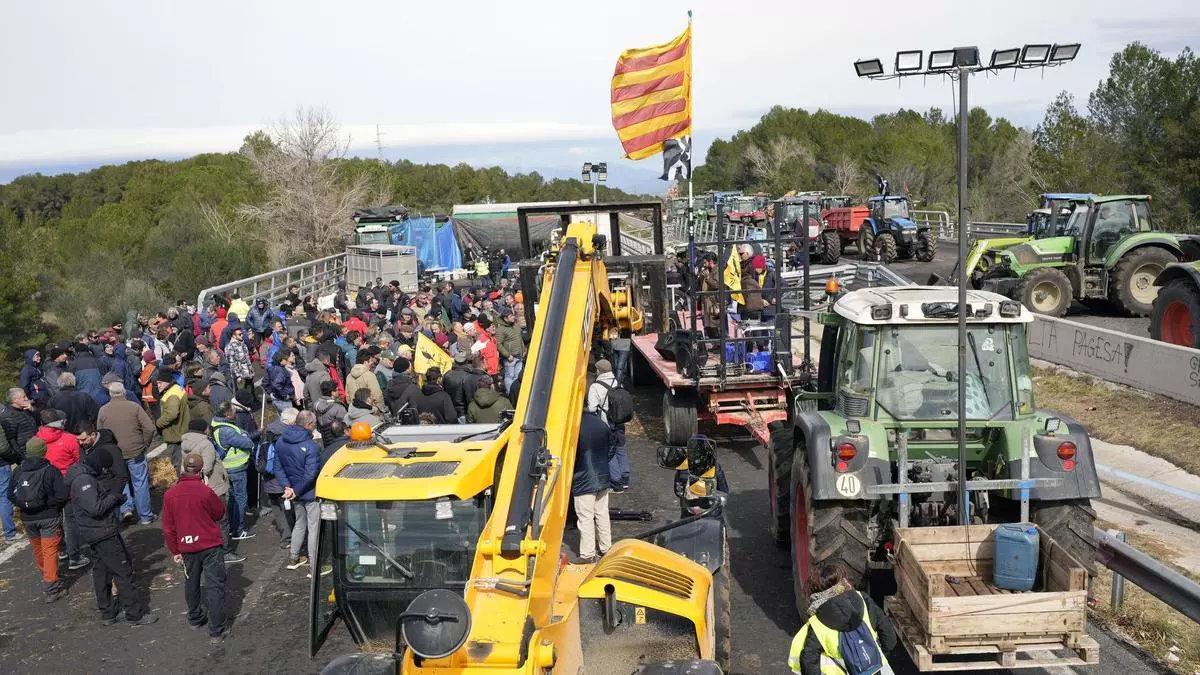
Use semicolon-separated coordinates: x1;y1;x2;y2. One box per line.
918;560;993;577
896;525;1000;546
965;578;992;596
931;589;1086;616
897;567;931;631
906;541;995;562
930;574;951;598
929;610;1084;637
947;577;974;597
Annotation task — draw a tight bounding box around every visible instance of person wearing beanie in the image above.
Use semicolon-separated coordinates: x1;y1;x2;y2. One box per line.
467;374;514;424
8;436;70;601
586;358;631;493
155;369;190;470
162;452;229;643
67;445;157;626
443;352;482;422
384;356;417;415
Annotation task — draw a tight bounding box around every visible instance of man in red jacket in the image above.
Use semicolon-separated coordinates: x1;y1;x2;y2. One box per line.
162;453;229;644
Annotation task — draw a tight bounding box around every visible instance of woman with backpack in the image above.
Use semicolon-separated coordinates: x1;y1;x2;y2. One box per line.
788;564;898;675
585;359;634;493
8;437;70;602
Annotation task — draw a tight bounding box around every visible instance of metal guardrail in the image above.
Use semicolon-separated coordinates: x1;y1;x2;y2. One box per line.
1095;527;1200;623
911;210;954;240
196;252;346;311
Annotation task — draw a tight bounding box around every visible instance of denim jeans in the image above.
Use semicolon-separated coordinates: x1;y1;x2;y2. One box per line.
184;546;227;637
227;469;248;535
612;347;631;387
503;357;523;394
608;425;630;489
124;456;154;521
0;464;16;539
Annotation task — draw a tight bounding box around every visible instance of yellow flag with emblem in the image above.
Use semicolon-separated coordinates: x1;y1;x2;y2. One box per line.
414;333;453;375
724;247;743;305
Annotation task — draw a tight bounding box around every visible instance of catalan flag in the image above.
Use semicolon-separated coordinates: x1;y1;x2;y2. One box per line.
611;25;692;161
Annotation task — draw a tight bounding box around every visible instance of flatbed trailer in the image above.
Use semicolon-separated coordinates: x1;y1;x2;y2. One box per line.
888;524;1099;671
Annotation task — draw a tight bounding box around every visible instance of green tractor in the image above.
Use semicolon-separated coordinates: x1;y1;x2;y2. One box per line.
768;285;1100;614
963;193;1093;282
1150;261;1200;348
980;195;1200;317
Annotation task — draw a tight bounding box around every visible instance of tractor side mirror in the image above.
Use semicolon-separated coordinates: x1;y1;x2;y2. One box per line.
656;444;688;470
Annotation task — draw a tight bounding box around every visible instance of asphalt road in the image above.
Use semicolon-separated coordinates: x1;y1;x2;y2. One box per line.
0;379;1173;674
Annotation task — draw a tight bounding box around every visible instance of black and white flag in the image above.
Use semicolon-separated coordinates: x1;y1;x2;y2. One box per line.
661;136;692;181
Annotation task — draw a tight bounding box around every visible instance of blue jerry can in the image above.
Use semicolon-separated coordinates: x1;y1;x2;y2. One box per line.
993;523;1040;591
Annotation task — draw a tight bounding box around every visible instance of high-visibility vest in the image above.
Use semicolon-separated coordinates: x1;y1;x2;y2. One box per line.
787;592;889;675
210;420;250;471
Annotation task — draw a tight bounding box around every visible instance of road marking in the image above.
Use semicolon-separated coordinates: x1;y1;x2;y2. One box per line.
234;546;288;628
0;539;29;566
1096;463;1200;503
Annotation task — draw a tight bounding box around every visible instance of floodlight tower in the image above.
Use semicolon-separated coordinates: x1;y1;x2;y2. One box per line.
853;43;1080;525
581;162;608;203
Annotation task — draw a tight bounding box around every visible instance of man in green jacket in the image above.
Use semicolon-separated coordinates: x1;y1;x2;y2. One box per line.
467;375;514;424
154;371;190;470
494;309;525;393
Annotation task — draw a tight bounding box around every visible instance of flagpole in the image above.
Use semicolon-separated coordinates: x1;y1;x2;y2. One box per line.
686;9;696;339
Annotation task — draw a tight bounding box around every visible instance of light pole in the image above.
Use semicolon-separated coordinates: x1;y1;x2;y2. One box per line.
581;162;607;203
854;43;1080;525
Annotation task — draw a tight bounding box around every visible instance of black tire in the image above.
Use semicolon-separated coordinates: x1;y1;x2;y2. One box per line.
1016;267;1073;317
818;230;841;265
663;389;697;447
712;537;732;671
858;227;875;260
1111;247;1177;317
767;422;794;546
915;229;937;262
1150;277;1200;348
874;232;898;264
1030;499;1097;573
789;451;870;616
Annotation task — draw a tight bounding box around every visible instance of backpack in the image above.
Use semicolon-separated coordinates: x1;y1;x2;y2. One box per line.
256;442;278;476
398;404;419;426
837;612;884;675
597;380;634;426
13;466;50;513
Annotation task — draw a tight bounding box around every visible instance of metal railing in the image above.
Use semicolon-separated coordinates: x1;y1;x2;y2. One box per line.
1095;527;1200;623
196;252;347;310
911;210;954;240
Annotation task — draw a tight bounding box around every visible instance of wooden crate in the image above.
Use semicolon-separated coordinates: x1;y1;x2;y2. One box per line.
889;524;1096;670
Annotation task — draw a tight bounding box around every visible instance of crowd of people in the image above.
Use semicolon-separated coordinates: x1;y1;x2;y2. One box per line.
670;243;782;339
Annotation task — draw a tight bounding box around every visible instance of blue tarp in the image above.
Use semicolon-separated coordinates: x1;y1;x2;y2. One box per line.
389;217;463;270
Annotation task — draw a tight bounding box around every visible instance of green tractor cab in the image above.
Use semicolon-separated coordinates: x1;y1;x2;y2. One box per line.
980;195;1200;317
1151;261;1200;348
963;193;1093;282
771;285;1100;614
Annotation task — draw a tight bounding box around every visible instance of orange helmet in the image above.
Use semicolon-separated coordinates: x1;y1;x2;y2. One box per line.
514;291;523;304
349;421;373;443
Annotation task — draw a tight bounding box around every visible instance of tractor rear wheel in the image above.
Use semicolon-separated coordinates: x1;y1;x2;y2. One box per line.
915;229;937;262
1030;499;1097;573
858;228;875;260
789;450;870;616
767;422;794;546
874;233;898;264
1151;277;1200;348
1016;267;1073;317
663;389;698;447
712;537;732;671
1112;247;1177;316
818;230;841;265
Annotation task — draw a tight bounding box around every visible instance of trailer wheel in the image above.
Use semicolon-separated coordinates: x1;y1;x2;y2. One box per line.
789;452;870;616
1112;247;1176;317
1031;499;1097;573
712;537;732;671
767;422;794;546
874;233;898;264
818;231;841;265
663;389;698;447
1151;277;1200;347
858;228;875;260
915;229;937;262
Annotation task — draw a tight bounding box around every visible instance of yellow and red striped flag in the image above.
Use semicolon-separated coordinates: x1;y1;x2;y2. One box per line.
611;25;692;161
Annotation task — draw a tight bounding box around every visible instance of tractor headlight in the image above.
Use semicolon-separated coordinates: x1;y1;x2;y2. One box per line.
320;501;338;521
999;300;1021;318
871;304;892;320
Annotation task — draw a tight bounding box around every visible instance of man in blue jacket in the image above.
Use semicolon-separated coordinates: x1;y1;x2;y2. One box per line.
571;410;614;565
277;410;321;574
210;402;257;543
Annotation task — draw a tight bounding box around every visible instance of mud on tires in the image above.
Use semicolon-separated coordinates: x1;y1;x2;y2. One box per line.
1111;247;1177;317
1031;499;1097;573
874;232;898;264
915;229;937;262
767;422;794;546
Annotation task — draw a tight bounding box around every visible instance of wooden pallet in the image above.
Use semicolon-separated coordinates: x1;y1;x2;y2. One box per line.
888;596;1100;671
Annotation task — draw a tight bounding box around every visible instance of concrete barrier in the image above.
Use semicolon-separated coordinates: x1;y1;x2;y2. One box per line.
1027;314;1200;405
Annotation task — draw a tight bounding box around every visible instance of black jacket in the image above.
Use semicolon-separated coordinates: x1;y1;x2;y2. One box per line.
397;383;457;424
83;429;130;498
48;386;100;434
384;373;417;414
799;590;897;675
442;366;481;418
572;412;613;496
0;404;39;461
66;460;122;544
8;457;69;521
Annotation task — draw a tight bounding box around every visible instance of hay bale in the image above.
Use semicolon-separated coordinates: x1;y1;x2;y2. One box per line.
150;456;178;489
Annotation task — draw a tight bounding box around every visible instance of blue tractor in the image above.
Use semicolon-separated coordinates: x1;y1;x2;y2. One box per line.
857;194;936;263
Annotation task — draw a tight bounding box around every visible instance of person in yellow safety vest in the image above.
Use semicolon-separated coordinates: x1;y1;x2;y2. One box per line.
474;256;489;280
209;401;257;543
789;564;898;675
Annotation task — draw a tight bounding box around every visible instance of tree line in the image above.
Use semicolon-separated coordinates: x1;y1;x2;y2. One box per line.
694;42;1200;231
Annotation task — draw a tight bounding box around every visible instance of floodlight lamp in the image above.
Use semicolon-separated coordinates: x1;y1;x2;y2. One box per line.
1050;43;1080;62
954;46;980;68
1021;44;1051;64
990;48;1020;68
581;162;592;182
895;50;923;73
854;58;884;77
596;162;607;183
928;49;956;70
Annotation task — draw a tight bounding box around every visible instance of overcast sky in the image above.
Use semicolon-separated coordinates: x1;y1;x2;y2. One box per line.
2;0;1197;187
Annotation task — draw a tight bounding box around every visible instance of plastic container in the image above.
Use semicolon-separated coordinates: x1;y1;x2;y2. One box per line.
724;342;745;364
746;351;773;373
993;523;1040;591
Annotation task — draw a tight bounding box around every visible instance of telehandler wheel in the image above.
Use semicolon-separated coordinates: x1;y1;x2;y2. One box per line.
818;230;841;265
1112;247;1176;317
767;422;794;546
1151;277;1200;348
1016;267;1073;317
858;228;876;260
1031;499;1097;573
874;233;898;264
915;229;937;262
712;537;732;671
663;389;698;447
789;451;870;616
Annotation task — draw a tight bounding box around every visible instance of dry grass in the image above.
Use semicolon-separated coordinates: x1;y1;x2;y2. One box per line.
150;456;178;489
1033;367;1200;476
1092;520;1200;673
